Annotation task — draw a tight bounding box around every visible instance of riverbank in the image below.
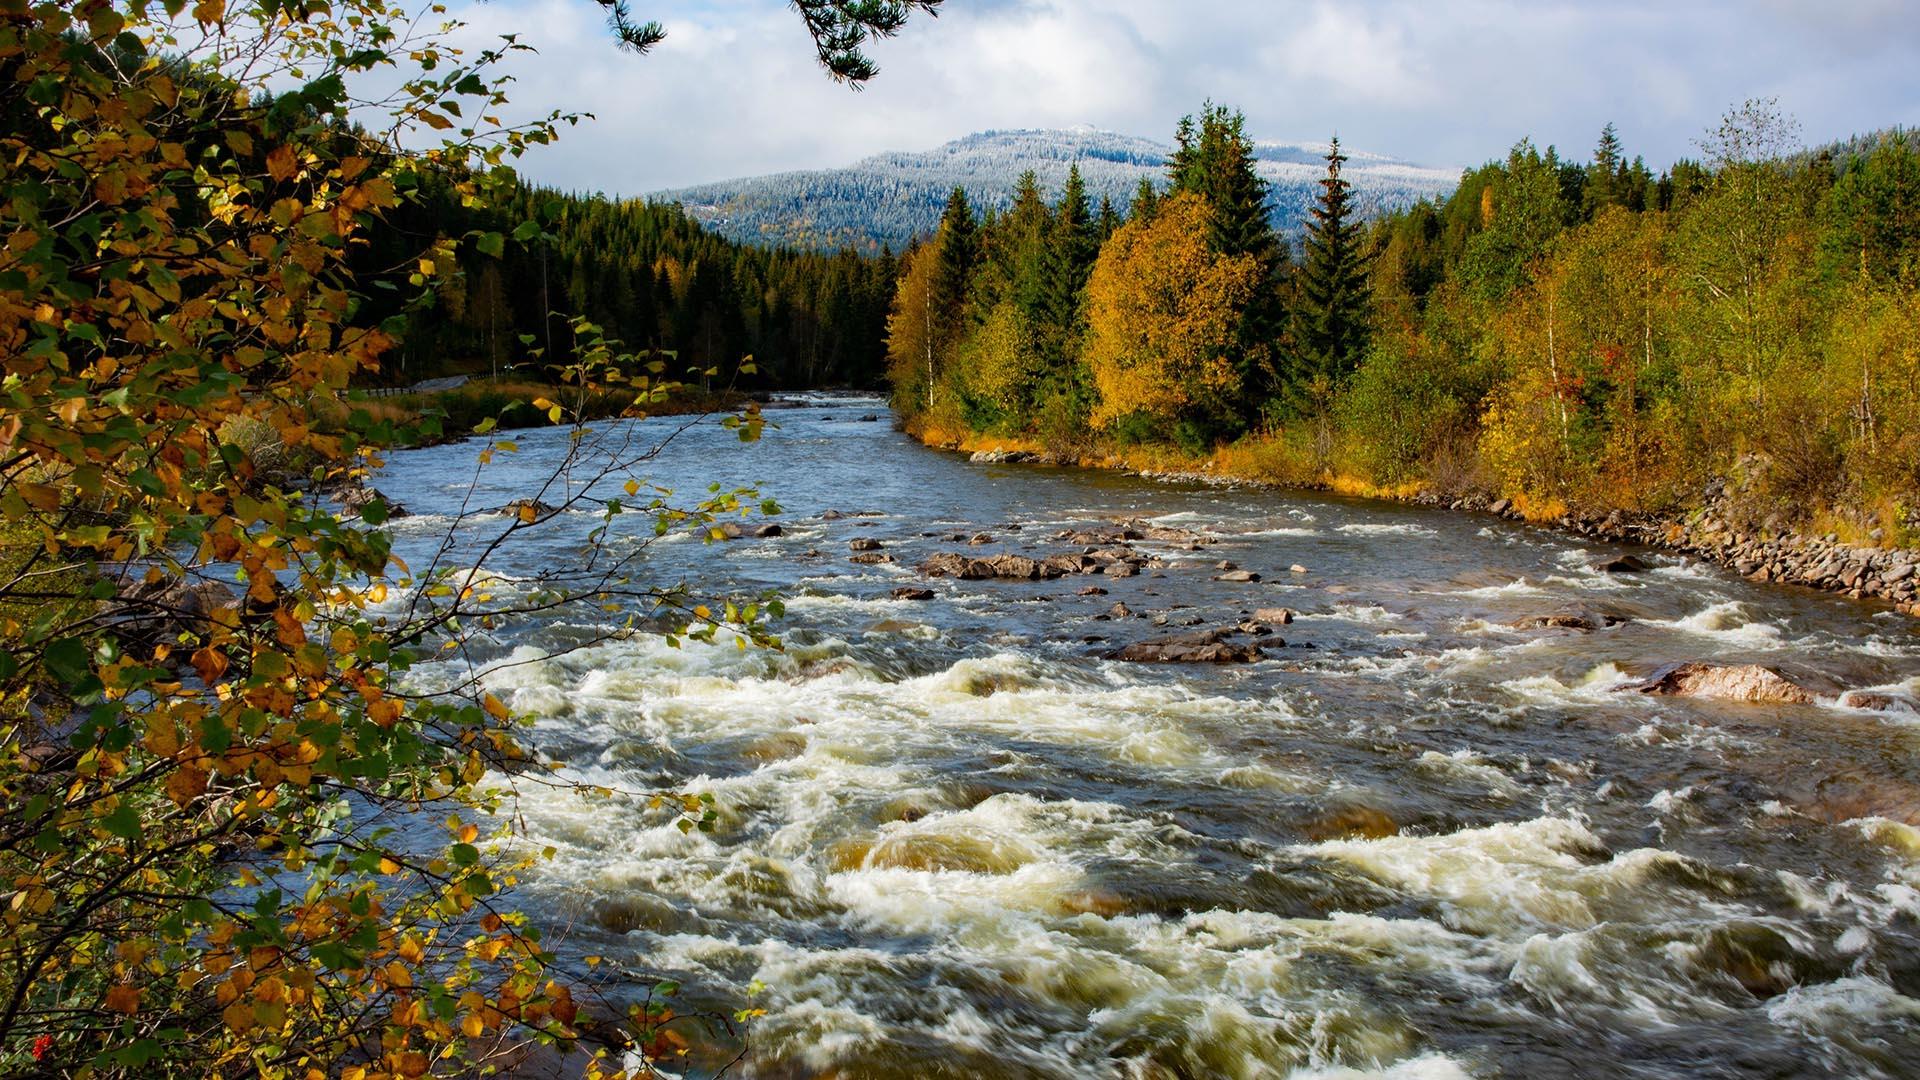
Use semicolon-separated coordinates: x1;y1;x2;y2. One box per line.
903;416;1920;620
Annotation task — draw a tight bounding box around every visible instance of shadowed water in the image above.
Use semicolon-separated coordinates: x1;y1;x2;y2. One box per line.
372;394;1920;1080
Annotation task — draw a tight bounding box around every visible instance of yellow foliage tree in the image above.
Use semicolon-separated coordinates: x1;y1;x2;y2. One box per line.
0;1;777;1076
1080;193;1263;435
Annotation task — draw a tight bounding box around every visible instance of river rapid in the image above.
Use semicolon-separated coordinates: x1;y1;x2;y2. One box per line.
371;393;1920;1080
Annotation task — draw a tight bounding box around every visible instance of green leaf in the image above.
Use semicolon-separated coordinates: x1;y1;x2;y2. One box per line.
43;637;91;683
101;803;141;840
474;231;505;258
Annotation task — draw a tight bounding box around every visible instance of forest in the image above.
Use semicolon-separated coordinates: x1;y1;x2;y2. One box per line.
889;103;1920;545
359;179;898;390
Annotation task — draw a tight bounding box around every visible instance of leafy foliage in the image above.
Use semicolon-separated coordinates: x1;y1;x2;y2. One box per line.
0;0;791;1076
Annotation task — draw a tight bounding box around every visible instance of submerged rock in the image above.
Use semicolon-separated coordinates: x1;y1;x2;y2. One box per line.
1837;689;1919;715
1110;629;1266;663
1629;663;1817;705
1597;554;1652;573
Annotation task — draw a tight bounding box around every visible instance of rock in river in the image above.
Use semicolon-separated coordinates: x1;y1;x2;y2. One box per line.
1110;629;1266;664
1629;663;1817;705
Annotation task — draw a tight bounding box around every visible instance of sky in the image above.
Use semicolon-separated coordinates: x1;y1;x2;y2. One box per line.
443;0;1920;194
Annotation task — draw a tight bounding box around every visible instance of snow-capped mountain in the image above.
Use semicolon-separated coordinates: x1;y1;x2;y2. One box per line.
649;128;1459;252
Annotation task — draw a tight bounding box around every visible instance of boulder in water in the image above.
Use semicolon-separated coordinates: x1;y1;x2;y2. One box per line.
849;552;895;565
1252;607;1296;625
848;537;884;552
1110;629;1265;664
892;586;935;601
1838;690;1919;715
752;523;784;538
1512;609;1631;632
1597;553;1652;573
339;485;408;521
108;574;240;645
496;497;559;521
1214;569;1261;583
1630;663;1817;705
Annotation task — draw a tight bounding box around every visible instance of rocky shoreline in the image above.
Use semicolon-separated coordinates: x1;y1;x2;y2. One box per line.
1423;489;1920;619
960;447;1920;620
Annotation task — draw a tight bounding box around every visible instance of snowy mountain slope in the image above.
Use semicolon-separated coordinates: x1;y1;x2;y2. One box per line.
649;127;1459;252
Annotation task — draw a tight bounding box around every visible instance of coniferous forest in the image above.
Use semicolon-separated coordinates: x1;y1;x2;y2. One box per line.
358;181;899;389
888;103;1920;545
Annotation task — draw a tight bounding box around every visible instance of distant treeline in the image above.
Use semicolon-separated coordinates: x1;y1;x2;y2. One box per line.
356;179;899;389
889;101;1920;543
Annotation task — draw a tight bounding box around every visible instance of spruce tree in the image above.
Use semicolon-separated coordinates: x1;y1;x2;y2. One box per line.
931;186;978;346
1130;177;1160;223
1038;164;1096;352
1291;136;1373;403
1096;193;1120;242
1586;122;1626;214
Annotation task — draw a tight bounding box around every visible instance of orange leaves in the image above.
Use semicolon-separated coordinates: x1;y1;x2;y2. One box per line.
15;482;60;512
104;985;141;1014
266;145;298;183
191;646;229;684
367;694;405;728
166;766;210;808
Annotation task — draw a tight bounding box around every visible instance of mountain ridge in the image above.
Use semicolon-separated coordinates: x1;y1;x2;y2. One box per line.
649;127;1460;253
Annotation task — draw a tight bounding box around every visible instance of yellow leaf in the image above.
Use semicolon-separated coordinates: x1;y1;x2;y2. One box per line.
623;479;640;497
481;694;509;721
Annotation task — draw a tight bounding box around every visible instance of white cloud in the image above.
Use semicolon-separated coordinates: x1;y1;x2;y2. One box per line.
436;0;1920;194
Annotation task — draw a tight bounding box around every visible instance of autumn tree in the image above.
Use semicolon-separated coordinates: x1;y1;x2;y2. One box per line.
1169;102;1287;408
884;241;943;410
0;0;900;1076
1080;193;1265;448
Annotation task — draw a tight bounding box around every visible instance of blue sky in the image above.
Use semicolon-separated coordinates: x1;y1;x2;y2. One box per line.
447;0;1920;193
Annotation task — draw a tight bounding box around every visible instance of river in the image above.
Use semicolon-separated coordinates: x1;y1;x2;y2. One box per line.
370;393;1920;1080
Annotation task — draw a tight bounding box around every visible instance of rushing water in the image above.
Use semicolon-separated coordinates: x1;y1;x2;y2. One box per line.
371;393;1920;1079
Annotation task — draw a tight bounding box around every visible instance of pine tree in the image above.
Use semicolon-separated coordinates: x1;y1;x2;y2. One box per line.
932;186;978;334
1291;136;1373;404
1096;193;1120;242
1129;177;1159;223
1038;164;1096;355
1586;122;1627;215
990;170;1051;319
